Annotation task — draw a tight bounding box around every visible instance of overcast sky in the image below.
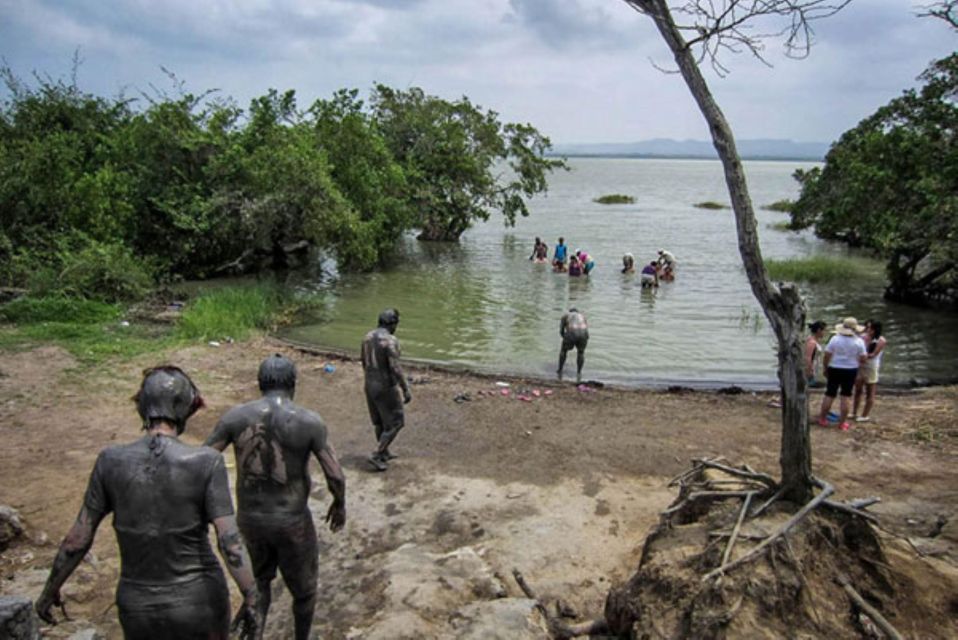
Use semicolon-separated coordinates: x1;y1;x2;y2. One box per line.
1;0;954;144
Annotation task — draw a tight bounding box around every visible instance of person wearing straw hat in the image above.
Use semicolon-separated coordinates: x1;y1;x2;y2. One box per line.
816;317;868;431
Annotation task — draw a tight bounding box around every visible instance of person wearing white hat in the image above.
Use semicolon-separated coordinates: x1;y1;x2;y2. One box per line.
816;317;867;431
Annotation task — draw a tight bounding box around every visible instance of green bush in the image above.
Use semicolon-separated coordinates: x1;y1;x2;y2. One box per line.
594;194;635;204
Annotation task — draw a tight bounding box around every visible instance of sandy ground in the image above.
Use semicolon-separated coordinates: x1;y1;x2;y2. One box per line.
0;337;956;638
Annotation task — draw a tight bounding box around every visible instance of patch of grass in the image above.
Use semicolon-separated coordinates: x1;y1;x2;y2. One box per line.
767;221;795;233
762;199;794;213
765;256;878;284
0;296;120;324
0;295;173;363
174;284;317;342
594;194;635;205
694;201;728;210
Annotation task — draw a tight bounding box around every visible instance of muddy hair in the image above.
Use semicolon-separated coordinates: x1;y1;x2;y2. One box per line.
133;365;204;434
258;354;297;394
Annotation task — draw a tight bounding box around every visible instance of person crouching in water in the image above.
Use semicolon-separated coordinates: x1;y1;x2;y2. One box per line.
558;308;589;382
36;366;262;640
568;254;583;276
622;253;635;274
577;250;595;275
640;260;659;288
205;354;346;640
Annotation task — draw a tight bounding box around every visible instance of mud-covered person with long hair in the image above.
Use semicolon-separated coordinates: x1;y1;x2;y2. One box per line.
36;366;262;640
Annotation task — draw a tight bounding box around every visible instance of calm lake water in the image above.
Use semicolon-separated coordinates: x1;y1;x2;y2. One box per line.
282;158;958;387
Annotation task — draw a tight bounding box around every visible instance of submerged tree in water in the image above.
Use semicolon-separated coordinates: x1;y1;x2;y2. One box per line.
371;85;566;242
791;49;958;309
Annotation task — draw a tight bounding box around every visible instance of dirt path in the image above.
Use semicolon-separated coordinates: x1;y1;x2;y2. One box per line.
1;338;956;638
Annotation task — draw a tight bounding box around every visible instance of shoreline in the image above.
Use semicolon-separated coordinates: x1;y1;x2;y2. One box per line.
273;336;943;394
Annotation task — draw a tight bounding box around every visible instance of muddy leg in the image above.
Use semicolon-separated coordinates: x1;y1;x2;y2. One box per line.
576;347;585;382
292;593;316;640
558;345;569;379
256;578;272;629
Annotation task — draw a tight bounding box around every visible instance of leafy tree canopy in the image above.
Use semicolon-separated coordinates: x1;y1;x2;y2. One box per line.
0;68;563;300
790;53;958;308
371;85;566;241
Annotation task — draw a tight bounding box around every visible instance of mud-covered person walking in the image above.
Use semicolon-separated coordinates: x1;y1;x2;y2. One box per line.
205;354;346;640
36;366;262;640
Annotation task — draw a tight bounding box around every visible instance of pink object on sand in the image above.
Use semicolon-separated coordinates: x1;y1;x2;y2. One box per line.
532;389;541;397
519;395;532;402
501;388;510;396
543;390;553;396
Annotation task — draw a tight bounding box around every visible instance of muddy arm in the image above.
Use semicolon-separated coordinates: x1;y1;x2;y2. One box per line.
387;341;411;402
213;515;262;639
204;415;236;451
314;437;346;532
36;506;104;624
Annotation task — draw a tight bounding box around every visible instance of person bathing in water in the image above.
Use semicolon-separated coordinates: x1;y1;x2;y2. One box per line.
568;254;583;277
640;260;659;288
656;249;676;280
622;253;635;274
558;308;589;382
553;237;568;272
577;250;595;275
529;237;548;263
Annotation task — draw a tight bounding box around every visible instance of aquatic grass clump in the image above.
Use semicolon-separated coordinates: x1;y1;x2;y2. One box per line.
594;194;635;204
694;201;728;210
765;256;879;284
767;221;796;232
762;199;794;212
176;285;283;342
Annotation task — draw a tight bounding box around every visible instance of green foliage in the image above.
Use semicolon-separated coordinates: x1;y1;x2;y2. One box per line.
790;53;958;307
371;85;566;241
762;199;794;212
594;194;635;204
0;295;171;363
765;256;880;284
175;285;284;341
0;296;120;323
694;201;728;210
0;64;565;296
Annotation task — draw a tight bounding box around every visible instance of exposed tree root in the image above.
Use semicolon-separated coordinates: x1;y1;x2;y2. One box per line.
702;478;834;581
838;574;904;640
600;459;951;639
512;568;608;639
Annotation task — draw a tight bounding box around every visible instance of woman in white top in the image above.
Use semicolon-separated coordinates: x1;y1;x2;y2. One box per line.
817;317;867;431
852;319;887;422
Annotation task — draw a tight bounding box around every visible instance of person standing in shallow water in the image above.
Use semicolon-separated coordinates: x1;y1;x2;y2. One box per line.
558;308;589;382
362;308;412;471
36;366;262;640
205;354;346;640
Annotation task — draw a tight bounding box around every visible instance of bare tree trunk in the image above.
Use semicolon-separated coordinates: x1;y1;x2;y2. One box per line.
640;0;812;502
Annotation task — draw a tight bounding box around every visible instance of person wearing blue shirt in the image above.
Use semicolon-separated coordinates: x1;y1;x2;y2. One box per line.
553;237;568;272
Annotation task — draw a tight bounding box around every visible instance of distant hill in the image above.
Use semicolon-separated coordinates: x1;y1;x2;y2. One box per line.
550;138;828;161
